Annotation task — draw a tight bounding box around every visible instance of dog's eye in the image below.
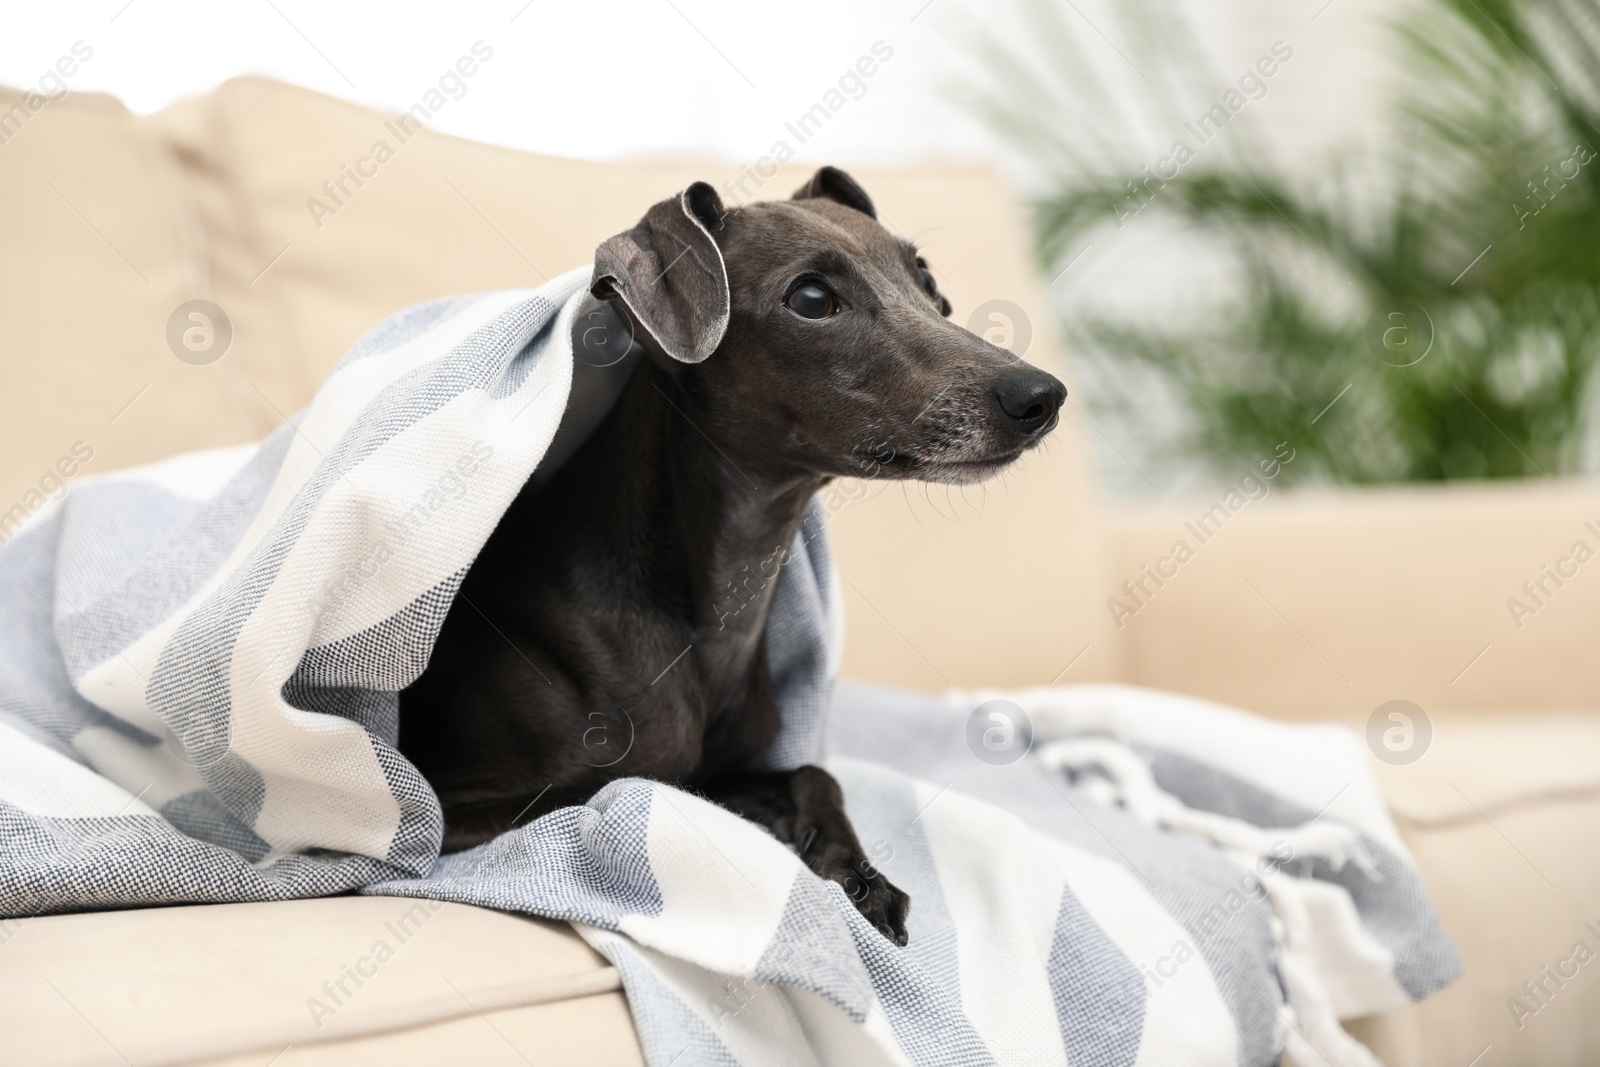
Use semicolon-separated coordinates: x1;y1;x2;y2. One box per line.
785;281;838;320
919;268;938;297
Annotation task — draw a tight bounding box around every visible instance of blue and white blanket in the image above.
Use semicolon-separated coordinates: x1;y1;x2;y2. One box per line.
0;267;1457;1066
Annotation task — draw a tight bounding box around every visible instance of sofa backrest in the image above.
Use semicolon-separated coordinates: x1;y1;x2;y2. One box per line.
0;77;1119;690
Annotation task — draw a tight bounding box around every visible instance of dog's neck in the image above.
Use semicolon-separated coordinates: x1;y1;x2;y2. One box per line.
621;358;824;655
497;352;826;757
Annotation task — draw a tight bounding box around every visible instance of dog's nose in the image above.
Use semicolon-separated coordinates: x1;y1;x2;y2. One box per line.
994;370;1067;436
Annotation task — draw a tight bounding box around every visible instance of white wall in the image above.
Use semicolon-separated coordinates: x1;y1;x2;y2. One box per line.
2;0;1406;170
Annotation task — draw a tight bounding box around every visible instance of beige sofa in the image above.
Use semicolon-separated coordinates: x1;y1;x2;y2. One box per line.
2;77;1597;1066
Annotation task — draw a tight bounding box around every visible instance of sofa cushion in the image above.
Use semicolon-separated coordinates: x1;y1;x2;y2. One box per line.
1344;712;1600;1067
0;85;275;526
194;995;641;1067
1103;483;1600;721
0;896;638;1066
1370;710;1600;824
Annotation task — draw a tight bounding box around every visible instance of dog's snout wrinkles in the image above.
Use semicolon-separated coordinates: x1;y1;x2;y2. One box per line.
995;370;1067;436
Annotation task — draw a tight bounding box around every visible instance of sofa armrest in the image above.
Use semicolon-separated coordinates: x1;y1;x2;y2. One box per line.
1103;480;1600;722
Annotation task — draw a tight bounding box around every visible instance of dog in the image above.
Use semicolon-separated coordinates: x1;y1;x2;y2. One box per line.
397;167;1066;945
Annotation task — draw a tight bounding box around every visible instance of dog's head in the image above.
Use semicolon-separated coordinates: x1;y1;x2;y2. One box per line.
590;167;1065;485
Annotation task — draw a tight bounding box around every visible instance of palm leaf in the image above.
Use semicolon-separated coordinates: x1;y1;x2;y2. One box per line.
956;0;1600;486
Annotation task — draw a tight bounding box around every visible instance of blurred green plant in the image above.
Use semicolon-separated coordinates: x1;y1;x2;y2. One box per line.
960;0;1600;484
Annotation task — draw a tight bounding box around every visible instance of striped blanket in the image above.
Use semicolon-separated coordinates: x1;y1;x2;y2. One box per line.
0;267;1456;1065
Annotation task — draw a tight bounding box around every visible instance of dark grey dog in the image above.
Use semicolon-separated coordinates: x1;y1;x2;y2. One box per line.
398;167;1065;945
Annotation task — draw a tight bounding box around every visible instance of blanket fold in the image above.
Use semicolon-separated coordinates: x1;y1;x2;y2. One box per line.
0;273;1456;1066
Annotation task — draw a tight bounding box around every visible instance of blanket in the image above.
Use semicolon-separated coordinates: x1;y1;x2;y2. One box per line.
0;268;1457;1066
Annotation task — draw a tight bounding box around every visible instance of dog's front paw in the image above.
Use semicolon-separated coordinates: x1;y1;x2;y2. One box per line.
837;862;911;947
706;765;912;945
804;832;910;946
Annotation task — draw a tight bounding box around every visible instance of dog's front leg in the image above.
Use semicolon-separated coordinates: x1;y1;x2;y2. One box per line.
703;765;910;946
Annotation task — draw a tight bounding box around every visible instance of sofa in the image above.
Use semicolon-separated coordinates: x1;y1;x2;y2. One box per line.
2;76;1597;1066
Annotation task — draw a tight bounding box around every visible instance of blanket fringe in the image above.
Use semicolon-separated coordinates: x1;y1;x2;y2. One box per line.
1036;738;1384;1067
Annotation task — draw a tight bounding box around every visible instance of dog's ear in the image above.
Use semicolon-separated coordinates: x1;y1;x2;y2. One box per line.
591;182;729;364
792;166;876;219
